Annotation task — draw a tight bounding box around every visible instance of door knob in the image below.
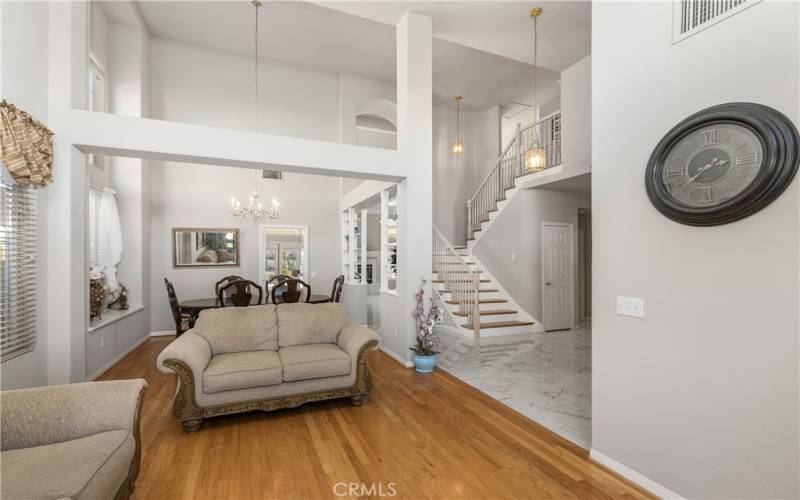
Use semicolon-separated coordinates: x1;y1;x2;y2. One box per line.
545;281;553;286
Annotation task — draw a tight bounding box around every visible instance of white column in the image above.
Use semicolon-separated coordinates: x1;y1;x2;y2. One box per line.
46;0;88;384
360;208;368;284
395;12;433;361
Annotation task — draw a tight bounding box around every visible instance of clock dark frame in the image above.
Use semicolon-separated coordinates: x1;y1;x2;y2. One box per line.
645;102;799;226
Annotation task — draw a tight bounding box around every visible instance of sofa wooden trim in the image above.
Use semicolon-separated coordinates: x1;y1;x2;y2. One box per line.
162;339;378;433
113;384;147;500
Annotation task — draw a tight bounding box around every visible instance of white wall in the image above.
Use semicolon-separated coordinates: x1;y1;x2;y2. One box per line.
560;55;591;176
592;2;799;498
473;188;589;323
150;37;340;142
433;104;501;245
0;0;50;390
149;164;341;331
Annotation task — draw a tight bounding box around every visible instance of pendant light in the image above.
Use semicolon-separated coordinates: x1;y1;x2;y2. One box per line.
229;0;279;221
525;7;547;173
451;96;464;157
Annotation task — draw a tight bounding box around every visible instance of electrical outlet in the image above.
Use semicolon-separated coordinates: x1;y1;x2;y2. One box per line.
616;296;644;318
511;252;516;261
393;327;398;338
100;335;105;349
311;271;316;278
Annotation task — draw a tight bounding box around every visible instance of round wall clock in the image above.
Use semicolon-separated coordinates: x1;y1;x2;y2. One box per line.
645;102;799;226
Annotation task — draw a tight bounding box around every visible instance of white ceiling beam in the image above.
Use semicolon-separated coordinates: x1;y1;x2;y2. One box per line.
64;109;405;180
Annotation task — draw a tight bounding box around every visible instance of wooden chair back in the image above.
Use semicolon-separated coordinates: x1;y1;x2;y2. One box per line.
271;278;311;304
217;279;263;307
164;278;185;335
215;275;245;306
330;274;345;303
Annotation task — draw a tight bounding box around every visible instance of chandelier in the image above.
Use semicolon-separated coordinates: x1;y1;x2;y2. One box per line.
230;183;279;221
525;7;547;173
451;96;464;157
228;0;280;222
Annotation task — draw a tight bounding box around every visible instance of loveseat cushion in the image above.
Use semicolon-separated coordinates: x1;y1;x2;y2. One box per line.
277;303;349;347
278;344;351;382
194;304;278;355
203;350;282;394
1;429;134;500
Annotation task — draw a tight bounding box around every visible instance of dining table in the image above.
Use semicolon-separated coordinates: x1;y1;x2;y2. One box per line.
180;294;332;327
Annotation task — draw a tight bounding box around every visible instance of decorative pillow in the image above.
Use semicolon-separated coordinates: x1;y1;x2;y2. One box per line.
276;303;349;347
193;305;278;355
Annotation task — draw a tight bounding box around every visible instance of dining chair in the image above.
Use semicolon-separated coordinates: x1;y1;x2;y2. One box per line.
214;275;245;306
218;279;263;307
271;278;311;304
265;274;292;303
164;278;192;336
329;274;345;303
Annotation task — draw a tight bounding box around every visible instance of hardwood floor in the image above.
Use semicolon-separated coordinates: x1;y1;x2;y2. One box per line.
98;337;654;499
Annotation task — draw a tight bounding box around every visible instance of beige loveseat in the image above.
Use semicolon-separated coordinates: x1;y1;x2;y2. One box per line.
0;379;147;500
156;303;379;432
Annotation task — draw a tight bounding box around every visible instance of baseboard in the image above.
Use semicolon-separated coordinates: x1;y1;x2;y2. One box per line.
88;335;150;381
589;448;684;499
380;346;414;368
150;330;176;337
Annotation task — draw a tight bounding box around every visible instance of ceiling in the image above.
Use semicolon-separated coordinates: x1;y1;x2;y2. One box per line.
316;1;592;72
126;1;573;110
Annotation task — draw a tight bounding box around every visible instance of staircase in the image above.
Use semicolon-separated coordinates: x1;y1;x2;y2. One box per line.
433;227;537;336
467;112;561;247
431;112;562;337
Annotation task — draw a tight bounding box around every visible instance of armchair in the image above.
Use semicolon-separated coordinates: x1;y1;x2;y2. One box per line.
1;379;147;500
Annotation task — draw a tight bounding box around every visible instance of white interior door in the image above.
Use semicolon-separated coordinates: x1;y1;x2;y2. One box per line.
542;222;574;331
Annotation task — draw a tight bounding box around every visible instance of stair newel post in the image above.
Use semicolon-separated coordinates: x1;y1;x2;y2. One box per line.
472;271;481;337
467;197;473;241
515;122;522;178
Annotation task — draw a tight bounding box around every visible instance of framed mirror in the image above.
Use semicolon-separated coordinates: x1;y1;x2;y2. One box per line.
172;228;240;268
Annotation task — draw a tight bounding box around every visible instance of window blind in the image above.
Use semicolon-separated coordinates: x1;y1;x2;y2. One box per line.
88;185;103;270
1;178;37;363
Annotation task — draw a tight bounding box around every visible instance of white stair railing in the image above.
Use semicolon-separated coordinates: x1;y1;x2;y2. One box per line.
432;226;481;335
467;112;561;241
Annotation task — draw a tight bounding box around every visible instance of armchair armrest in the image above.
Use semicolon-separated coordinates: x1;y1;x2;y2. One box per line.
0;379;147;451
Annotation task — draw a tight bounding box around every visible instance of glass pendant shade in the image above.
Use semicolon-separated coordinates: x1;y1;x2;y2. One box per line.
525;147;546;173
451;139;464;157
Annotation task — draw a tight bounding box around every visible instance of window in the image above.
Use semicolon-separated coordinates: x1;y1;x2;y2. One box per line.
88;185;103;270
1;178;38;362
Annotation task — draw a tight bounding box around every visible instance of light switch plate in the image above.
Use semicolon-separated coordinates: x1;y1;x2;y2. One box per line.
616;296;644;318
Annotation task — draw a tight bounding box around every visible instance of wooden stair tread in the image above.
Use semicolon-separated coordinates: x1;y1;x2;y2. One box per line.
439;289;498;294
445;298;507;305
452;309;517;317
461;320;536;330
434;270;483;274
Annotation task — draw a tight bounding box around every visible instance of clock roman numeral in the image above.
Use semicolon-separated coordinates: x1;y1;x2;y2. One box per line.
700;129;718;146
667;168;682;178
736;152;758;169
703;187;713;202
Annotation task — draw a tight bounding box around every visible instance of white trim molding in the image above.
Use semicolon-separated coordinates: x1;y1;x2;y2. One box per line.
589;448;684;500
380;346;414;368
150;331;176;337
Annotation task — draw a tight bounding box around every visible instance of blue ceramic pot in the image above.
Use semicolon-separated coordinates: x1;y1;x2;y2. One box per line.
412;353;437;373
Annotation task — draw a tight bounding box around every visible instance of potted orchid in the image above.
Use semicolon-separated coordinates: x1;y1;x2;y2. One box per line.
410;278;444;373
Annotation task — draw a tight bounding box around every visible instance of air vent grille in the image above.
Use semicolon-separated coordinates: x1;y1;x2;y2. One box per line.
673;0;761;43
262;169;283;180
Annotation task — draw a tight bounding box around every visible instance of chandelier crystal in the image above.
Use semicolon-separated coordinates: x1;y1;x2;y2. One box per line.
230;183;279;222
228;0;280;222
451;96;464;157
525;7;547;173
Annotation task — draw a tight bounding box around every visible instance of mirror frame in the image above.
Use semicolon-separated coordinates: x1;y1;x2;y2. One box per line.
172;227;240;268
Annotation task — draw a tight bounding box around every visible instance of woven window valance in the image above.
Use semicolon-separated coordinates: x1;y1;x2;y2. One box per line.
0;100;54;188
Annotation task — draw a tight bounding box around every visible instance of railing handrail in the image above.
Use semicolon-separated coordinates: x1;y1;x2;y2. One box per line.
467;111;561;206
432;225;471;274
432;225;480;320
